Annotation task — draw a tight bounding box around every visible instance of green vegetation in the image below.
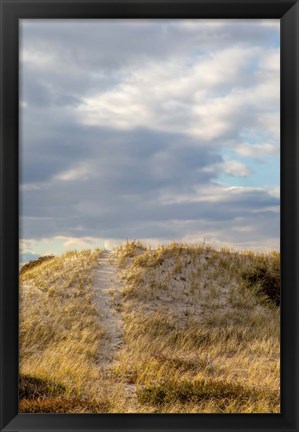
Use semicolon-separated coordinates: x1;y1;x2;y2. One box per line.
241;252;280;306
138;379;261;407
19;255;55;276
19;374;110;413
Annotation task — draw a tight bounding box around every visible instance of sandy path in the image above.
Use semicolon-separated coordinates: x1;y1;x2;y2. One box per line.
92;251;137;405
93;250;124;365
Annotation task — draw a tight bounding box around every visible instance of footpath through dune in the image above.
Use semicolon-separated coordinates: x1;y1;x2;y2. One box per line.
93;250;124;366
92;250;137;404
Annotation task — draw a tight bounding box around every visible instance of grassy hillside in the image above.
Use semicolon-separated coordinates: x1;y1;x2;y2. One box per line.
114;241;280;413
19;249;110;413
19;242;280;413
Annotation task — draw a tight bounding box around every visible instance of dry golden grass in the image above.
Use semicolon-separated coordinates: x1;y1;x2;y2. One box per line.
113;241;280;413
19;241;280;413
19;374;111;413
19;248;111;412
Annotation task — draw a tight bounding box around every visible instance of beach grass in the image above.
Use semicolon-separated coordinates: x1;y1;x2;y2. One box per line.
19;241;280;413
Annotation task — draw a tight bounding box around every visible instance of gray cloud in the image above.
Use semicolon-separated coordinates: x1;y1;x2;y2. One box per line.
20;20;279;106
19;19;280;252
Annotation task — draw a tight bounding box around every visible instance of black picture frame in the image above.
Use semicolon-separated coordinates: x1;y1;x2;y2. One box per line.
0;1;298;431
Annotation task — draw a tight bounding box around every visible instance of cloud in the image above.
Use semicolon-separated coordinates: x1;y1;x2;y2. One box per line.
77;44;279;146
20;176;279;251
19;19;280;253
235;142;278;157
222;159;252;177
53;162;95;182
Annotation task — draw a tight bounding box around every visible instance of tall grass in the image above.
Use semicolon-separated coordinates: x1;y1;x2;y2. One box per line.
19;241;280;413
113;241;280;413
19;248;111;413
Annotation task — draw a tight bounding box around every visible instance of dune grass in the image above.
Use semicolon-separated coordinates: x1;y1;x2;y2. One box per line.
113;241;280;413
19;248;111;413
19;241;280;413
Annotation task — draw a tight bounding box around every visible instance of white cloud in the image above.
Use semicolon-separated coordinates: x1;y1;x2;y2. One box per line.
20;182;49;191
53;163;94;182
20;236;105;256
19;20;280;254
235;142;278;157
222;159;251;177
258;113;280;141
258;49;280;73
21;49;54;69
78;44;279;145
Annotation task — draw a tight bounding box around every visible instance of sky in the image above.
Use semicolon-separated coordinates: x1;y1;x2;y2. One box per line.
19;19;280;262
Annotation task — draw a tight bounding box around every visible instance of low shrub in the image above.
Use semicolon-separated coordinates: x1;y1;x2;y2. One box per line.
19;374;110;413
137;379;255;406
242;261;280;306
20;255;55;276
19;374;65;399
19;396;110;413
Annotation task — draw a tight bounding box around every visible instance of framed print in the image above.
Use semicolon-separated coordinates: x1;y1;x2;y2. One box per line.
0;0;298;431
